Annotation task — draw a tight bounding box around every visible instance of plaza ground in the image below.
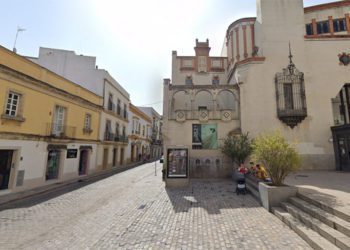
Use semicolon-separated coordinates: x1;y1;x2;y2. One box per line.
0;162;310;249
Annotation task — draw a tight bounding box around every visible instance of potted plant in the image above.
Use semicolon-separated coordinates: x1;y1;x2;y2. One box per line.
221;133;252;178
252;131;300;211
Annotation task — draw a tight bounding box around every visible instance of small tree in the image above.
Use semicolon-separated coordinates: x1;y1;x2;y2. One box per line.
221;133;253;166
252;131;300;186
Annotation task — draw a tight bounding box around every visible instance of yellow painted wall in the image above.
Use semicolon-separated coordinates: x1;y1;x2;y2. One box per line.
0;78;100;140
0;46;102;106
0;47;102;141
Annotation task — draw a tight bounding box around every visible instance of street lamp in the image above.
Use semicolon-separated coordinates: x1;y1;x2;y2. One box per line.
13;26;26;53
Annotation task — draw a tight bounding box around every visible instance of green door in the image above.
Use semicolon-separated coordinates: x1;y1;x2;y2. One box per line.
46;150;60;180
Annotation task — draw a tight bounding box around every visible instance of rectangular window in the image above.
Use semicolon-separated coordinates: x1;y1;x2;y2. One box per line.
5;92;20;117
334;19;346;32
212;77;220;85
317;21;329;34
108;94;113;111
53;105;66;135
185;76;193;85
284;83;294;110
116;123;119;136
84;114;91;130
117;99;121;115
122;126;126;136
305;24;313;35
143;125;145;136
123;104;127;118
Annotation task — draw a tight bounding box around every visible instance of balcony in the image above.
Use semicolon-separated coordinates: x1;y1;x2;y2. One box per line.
114;134;129;143
104;131;115;141
47;123;76;138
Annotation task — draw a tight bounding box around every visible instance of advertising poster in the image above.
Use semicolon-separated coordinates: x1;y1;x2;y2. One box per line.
192;124;218;149
167;148;188;178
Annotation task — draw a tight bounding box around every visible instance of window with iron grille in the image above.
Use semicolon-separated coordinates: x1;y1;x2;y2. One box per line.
84;113;91;130
5;92;20;117
275;45;307;129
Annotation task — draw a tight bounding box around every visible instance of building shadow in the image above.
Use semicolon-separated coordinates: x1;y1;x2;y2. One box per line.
165;179;260;215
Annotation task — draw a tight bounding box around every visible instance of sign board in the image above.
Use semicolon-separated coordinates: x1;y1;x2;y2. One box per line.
66;149;78;159
167;148;188;178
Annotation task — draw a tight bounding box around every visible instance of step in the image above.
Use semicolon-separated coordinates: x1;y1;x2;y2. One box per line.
272;207;340;250
298;192;350;224
281;202;350;250
290;197;350;238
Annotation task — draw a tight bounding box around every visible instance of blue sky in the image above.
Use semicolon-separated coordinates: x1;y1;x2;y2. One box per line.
0;0;336;113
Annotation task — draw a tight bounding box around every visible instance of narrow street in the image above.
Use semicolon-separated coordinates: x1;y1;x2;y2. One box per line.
0;162;310;249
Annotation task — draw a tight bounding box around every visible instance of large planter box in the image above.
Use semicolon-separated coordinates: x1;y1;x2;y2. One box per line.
259;182;297;211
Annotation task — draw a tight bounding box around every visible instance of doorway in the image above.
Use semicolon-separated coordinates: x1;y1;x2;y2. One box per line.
0;150;13;190
46;150;60;180
79;150;89;175
102;148;109;170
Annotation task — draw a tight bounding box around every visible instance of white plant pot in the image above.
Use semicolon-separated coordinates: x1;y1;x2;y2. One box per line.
259;182;297;212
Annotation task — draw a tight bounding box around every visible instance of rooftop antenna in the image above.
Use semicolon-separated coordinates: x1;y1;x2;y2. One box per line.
13;26;26;53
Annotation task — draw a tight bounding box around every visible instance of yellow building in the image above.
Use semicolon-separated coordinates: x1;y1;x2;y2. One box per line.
0;46;102;193
127;104;152;163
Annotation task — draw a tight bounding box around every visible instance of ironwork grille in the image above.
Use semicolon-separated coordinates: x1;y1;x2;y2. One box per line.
275;47;307;128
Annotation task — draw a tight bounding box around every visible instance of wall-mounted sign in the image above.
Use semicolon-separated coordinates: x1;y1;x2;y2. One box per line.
192;124;218;149
339;53;350;66
66;149;78;159
167;148;188;178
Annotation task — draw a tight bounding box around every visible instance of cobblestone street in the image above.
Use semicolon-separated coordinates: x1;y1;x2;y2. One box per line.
0;162;311;249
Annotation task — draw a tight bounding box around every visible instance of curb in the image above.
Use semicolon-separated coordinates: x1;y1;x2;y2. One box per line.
0;160;157;207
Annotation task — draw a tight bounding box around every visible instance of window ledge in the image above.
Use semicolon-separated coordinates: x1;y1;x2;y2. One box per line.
1;114;25;122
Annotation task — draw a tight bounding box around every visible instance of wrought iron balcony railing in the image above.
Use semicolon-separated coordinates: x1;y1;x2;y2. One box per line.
47;123;76;138
104;131;115;141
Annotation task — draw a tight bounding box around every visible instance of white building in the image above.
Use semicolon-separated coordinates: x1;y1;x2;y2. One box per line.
138;107;163;160
163;0;350;179
29;48;131;169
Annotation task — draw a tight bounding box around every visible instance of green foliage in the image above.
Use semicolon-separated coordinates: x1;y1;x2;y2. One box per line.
252;131;300;186
221;133;253;166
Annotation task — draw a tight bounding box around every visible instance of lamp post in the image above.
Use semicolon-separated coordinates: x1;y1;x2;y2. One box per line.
13;27;26;53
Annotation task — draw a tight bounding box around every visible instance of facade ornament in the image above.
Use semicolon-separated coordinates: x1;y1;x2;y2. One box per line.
338;52;350;66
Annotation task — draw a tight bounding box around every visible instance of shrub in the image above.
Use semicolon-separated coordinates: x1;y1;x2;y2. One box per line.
252;131;300;186
221;133;253;166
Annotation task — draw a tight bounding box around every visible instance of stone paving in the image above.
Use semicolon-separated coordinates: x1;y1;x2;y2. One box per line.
0;162;311;249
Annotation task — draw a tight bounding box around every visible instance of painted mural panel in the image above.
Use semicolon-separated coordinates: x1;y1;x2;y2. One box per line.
192;124;218;149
